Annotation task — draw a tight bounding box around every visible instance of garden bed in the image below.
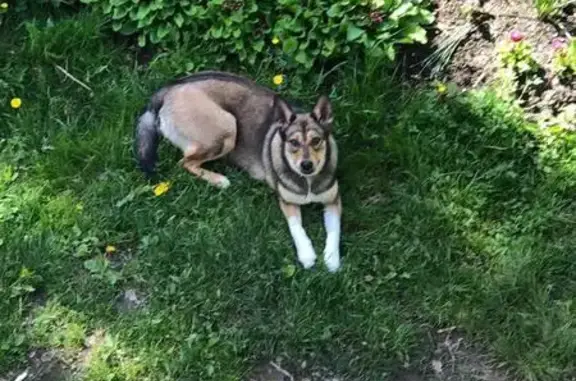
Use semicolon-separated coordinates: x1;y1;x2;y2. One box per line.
404;0;574;128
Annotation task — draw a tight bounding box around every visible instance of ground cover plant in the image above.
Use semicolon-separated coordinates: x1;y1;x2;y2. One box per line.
533;0;574;18
1;3;576;381
78;0;434;74
421;0;574;132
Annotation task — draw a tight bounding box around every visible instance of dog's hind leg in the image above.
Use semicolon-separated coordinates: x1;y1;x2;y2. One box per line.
181;138;234;189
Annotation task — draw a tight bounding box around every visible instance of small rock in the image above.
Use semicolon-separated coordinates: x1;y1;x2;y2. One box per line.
40;351;55;363
431;359;443;374
14;370;29;381
116;289;145;312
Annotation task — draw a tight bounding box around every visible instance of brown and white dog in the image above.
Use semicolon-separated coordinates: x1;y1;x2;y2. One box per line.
135;71;342;272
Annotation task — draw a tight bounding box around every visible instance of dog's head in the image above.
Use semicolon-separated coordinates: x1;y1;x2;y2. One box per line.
272;95;334;177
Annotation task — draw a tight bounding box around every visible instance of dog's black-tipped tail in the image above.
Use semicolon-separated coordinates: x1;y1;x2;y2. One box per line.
134;106;160;177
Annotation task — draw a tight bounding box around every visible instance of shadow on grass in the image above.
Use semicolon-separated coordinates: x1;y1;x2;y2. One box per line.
1;10;575;381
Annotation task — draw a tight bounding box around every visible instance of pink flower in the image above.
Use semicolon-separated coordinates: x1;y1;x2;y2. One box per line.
510;30;524;42
369;11;384;24
552;37;567;50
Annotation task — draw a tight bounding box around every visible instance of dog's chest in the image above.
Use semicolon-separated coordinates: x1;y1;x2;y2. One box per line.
277;181;338;205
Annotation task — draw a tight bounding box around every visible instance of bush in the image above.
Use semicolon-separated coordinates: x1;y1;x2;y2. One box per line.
80;0;434;72
9;0;80;13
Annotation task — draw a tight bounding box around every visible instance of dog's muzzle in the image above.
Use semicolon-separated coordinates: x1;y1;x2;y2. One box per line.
300;160;314;174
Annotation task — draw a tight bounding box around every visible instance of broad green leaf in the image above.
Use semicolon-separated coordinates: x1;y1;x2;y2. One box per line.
295;50;309;65
211;26;223;38
182;5;199;17
321;38;336;57
136;3;151;20
102;3;112;14
174;13;184;28
230;12;244;23
282;264;296;278
326;4;341;17
403;24;427;44
419;9;435;24
112;6;130;20
389;3;413;20
282;37;298;55
119;22;138;35
138;33;146;47
247;3;258;13
105;270;120;285
253;40;264;52
346;24;364;42
83;257;107;274
149;29;160;44
385;44;396;61
157;25;171;39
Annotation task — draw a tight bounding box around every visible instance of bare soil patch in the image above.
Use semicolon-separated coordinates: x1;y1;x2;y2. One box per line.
403;0;575;123
247;328;510;381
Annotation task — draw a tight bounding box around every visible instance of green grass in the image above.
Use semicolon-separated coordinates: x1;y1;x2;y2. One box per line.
533;0;575;17
1;10;576;381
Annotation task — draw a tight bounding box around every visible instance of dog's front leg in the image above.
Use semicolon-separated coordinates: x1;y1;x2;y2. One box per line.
323;195;342;272
279;199;317;269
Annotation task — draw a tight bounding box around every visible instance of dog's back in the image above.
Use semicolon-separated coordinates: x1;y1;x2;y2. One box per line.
135;71;277;179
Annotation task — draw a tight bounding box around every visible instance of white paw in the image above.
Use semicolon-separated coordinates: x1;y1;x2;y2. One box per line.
324;247;341;272
215;176;231;189
296;241;317;269
323;234;341;272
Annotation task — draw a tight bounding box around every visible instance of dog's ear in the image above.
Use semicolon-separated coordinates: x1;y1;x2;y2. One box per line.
273;96;295;127
311;95;333;128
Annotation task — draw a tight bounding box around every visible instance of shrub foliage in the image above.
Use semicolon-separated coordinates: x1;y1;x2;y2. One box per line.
80;0;434;71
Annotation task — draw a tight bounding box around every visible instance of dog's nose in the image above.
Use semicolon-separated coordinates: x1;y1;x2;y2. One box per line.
300;160;314;174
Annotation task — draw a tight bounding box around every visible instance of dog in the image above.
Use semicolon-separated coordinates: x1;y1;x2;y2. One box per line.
134;71;342;272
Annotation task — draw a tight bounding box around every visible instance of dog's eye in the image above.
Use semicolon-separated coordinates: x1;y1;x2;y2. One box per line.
289;139;301;148
310;137;322;147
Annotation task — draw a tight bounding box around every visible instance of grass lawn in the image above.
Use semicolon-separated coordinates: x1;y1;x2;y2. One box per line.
1;10;576;381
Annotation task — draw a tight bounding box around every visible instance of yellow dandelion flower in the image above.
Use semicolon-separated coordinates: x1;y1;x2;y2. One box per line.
105;245;117;254
153;181;171;196
272;36;280;45
273;74;284;86
435;82;448;94
0;2;8;10
10;97;22;109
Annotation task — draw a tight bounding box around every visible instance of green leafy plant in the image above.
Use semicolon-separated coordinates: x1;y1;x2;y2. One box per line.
494;33;544;102
539;104;576;132
80;0;434;72
533;0;574;18
84;333;146;381
8;267;42;299
31;301;87;350
552;37;576;79
498;38;539;75
9;0;80;14
83;255;121;285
